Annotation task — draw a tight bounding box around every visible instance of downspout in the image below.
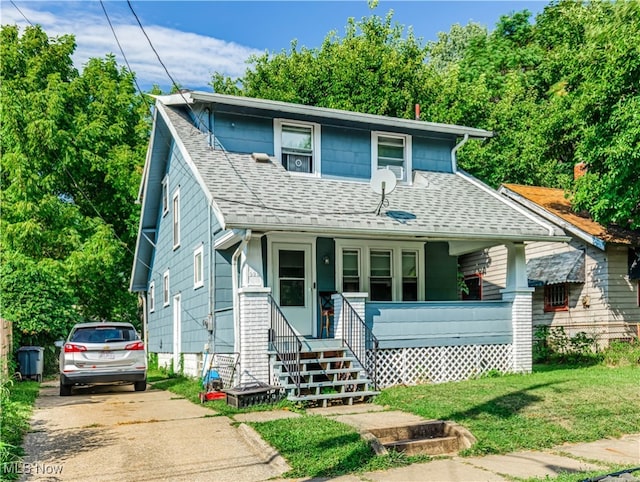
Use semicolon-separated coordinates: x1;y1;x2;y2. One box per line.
207;204;214;363
450;133;469;173
231;229;252;382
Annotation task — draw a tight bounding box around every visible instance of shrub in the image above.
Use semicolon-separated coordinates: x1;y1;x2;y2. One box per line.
533;325;601;364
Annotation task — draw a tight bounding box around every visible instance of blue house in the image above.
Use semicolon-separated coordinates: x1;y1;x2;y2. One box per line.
130;92;567;404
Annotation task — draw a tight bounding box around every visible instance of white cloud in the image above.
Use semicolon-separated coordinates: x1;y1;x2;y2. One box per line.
1;2;262;90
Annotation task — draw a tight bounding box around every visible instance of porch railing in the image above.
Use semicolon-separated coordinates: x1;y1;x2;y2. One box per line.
268;294;302;396
339;295;379;390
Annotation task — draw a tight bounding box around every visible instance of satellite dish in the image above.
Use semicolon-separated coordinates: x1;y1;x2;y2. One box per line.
371;169;397;215
370;169;397;195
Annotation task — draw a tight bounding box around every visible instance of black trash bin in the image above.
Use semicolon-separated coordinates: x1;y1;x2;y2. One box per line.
17;346;45;382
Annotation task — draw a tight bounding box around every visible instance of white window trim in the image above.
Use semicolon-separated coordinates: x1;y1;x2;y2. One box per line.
274;118;321;176
172;189;180;250
163;270;170;307
335;239;424;301
371;131;412;185
193;245;204;289
162;175;169;216
148;281;155;313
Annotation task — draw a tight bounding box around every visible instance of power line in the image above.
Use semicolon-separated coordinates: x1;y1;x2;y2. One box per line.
99;0;151;112
10;0;34;27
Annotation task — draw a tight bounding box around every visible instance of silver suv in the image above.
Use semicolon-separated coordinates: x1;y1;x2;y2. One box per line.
59;322;147;396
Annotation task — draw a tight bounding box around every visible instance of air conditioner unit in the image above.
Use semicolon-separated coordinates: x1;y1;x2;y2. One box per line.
385;165;404;180
284;153;312;173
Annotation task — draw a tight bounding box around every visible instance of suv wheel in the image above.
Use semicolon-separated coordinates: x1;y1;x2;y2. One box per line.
134;380;147;392
59;383;72;397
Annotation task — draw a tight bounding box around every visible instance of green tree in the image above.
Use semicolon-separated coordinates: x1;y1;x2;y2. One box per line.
212;11;431;119
0;25;148;347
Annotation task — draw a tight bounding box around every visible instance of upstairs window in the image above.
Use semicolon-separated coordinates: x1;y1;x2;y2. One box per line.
372;132;411;183
172;189;180;249
162;176;169;216
275;120;320;175
544;283;568;312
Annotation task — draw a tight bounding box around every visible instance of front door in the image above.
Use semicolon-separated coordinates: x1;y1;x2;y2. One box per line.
273;243;314;336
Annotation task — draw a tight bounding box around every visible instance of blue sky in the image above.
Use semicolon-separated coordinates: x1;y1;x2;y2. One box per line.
2;1;548;91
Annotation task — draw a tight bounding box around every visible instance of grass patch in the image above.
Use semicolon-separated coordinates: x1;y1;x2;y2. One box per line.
375;364;640;456
250;415;427;478
0;379;40;479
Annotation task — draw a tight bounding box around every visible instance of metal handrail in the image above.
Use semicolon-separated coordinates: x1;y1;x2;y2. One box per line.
268;295;302;396
339;295;379;390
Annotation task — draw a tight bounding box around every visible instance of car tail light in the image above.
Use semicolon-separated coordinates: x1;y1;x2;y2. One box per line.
125;341;145;351
64;343;87;353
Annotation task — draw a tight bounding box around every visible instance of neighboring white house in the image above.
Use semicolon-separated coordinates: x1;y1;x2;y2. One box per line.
460;183;640;345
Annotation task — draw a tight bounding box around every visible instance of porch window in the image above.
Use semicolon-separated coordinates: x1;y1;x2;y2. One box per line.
279;249;305;306
274;119;320;175
148;281;155;313
544;283;568;312
402;251;418;301
372;132;411;183
370;250;393;301
342;249;361;292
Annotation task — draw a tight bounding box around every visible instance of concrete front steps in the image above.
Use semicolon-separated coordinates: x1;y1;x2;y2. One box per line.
368;420;477;456
272;339;379;407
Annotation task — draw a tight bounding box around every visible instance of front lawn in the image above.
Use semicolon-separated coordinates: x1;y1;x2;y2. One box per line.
375;364;640;456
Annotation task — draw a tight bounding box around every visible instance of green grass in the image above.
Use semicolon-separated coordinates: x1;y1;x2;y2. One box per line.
376;364;640;456
251;415;430;478
0;379;40;479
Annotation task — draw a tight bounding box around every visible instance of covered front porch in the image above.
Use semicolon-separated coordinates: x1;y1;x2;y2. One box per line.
232;234;534;390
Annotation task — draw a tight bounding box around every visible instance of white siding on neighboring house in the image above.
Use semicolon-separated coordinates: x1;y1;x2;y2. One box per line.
460;239;640;344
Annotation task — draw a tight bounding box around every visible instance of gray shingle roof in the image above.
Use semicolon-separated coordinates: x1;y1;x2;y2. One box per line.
162;104;564;241
527;250;585;286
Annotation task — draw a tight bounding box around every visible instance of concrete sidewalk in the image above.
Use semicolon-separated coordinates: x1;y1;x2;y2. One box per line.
235;404;640;482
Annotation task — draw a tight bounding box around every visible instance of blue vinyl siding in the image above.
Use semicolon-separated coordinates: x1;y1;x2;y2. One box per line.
365;301;512;348
321;127;371;179
146;141;212;354
213;112;274;155
412;137;453;173
214;244;235;311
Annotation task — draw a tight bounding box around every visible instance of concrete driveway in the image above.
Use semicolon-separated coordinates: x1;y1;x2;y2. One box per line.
19;381;288;481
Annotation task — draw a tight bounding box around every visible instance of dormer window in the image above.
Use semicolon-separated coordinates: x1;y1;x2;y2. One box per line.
275;119;321;175
372;132;412;183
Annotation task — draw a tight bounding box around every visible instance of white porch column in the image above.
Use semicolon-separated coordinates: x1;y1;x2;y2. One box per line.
501;242;535;373
332;293;367;340
241;237;265;287
237;287;272;385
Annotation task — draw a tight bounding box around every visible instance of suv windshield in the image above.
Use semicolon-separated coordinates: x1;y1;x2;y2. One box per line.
70;326;138;344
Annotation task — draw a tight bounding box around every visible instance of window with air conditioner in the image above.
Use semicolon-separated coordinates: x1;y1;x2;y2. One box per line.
372;132;412;183
274;120;321;175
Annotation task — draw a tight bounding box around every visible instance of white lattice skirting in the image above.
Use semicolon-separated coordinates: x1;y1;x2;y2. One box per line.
372;344;514;388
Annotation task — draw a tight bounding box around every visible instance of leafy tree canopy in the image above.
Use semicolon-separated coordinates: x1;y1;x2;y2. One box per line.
0;25;149;346
212;0;640;229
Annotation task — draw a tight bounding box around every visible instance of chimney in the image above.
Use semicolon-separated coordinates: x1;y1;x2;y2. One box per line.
415;104;420;120
574;162;587;180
